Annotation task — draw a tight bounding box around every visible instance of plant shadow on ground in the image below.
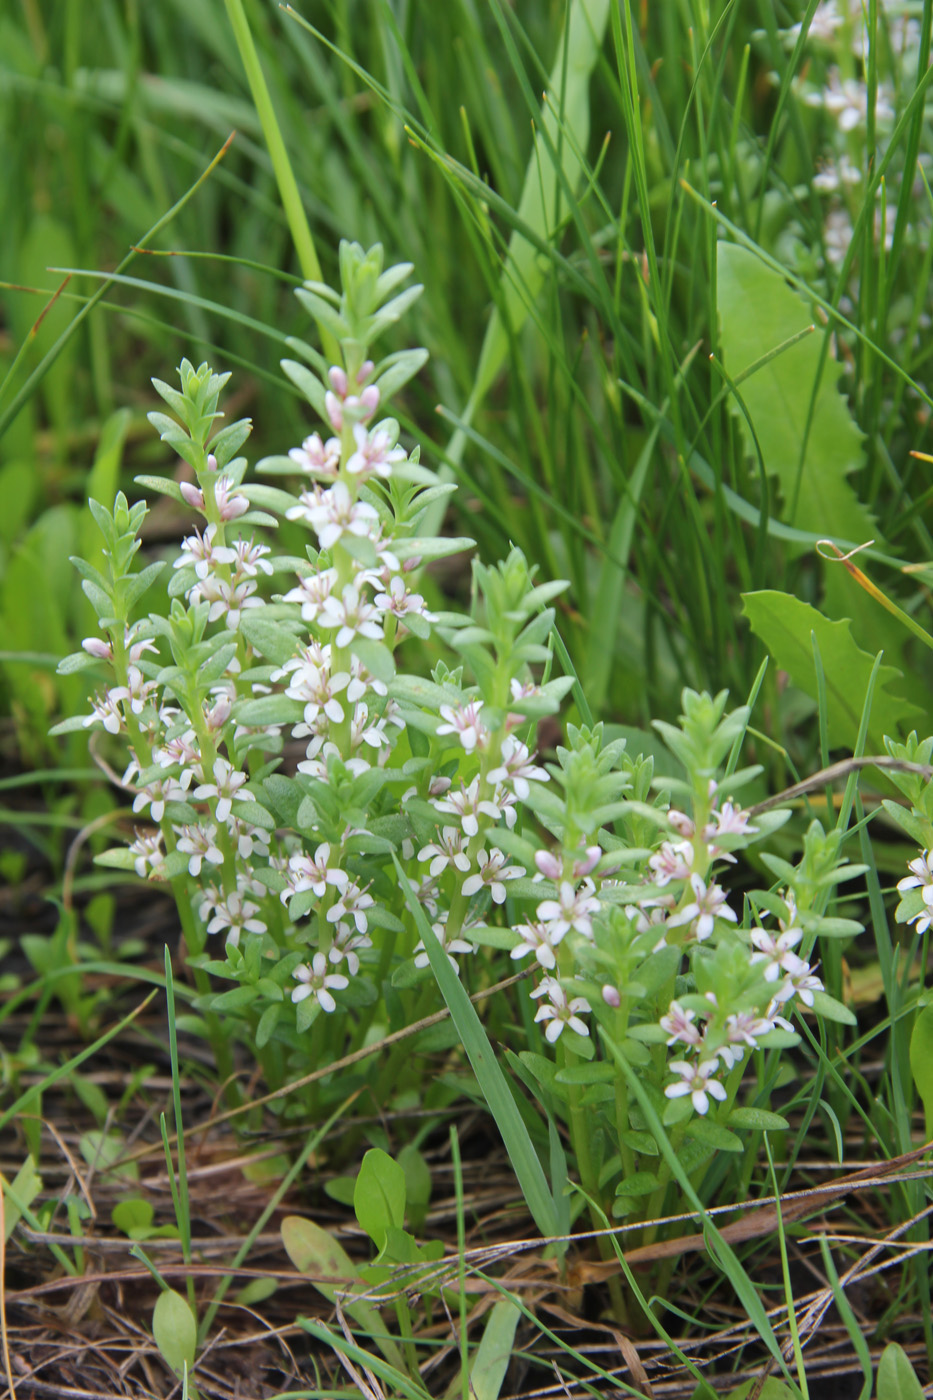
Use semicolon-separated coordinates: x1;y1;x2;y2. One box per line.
4;865;932;1400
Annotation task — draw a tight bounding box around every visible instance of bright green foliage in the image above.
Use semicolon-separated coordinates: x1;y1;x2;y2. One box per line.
152;1289;198;1391
909;1003;933;1143
741;591;919;751
717;244;872;549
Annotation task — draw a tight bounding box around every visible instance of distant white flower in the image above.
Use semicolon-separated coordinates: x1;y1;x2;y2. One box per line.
346;422;407;479
668;873;737;942
174;823;224;877
129;829;165;879
419;827;471;877
436;700;488;753
433;779;500;838
660;1000;702;1048
510;919;563;971
284;843;349;903
374;574;436;623
328;923;372;977
194;757;252;823
174;522;237;579
665;1058;727;1116
305;480;379;551
283;569;339;624
414;913;476;974
207;892;267;947
750;924;807;982
461;848;524;905
85;689;127;734
536;879;600;940
291;952;348;1013
648;840;694;887
898;850;933;901
289;431;341;480
327;880;374;933
531;978;591;1043
319;584;384;648
487;737;549;799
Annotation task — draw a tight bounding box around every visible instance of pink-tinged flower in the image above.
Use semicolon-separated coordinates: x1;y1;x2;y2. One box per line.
749;924;807;982
347;654;388;703
283;569;339;624
350;702;392;751
291;952;348;1013
225;816;271;861
174;522;237;579
326;880;374;933
414;913;476;975
510;677;542;702
319;584;384;648
668;873;737;942
667;809;696;838
487;737;549;800
328;923;372;977
305;480;379;552
664;1058;727;1116
531;978;591;1043
194;757;252;823
283;659;350;726
82;636;113;661
207;892;267;948
490;783;518;830
898;851;933;902
213;475;250;521
346;422;407;479
648;840;694;886
289;432;341;480
723;1011;772;1056
432;778;501;838
374;574;436;623
461;848;524;905
436;701;488;753
419;827;471;877
773;961;824;1009
510;919;563;971
195;575;261;630
84;689;127;734
283;843;349;903
707;800;758;840
174;823;224;877
660;1000;702;1048
204;692;233;732
129;829;165;879
231;537;273;578
324;366;380;431
536;879;600;940
156;731;201;781
132;777;184;824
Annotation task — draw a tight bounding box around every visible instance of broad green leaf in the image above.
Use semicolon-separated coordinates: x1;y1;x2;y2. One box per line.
152;1289;197;1379
909;1003;933;1141
742;591;919;751
717;243;872;549
281;1215;406;1371
354;1148;406;1253
876;1342;926;1400
3;1157;43;1239
727;1107;789;1132
112;1198;155;1235
470;1298;521;1400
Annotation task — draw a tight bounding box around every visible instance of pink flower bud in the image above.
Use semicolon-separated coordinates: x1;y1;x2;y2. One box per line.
206;453;218;472
328;366;348;397
325;391;343;431
180;481;205;510
602;984;621;1008
534;850;562;880
360;384;380;418
82;637;113;661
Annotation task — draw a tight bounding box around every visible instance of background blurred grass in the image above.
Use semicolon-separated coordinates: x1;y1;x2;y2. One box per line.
2;0;932;761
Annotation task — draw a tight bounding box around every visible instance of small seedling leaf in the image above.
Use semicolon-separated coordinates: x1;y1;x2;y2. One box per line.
152;1288;197;1378
354;1148;406;1252
876;1342;925;1400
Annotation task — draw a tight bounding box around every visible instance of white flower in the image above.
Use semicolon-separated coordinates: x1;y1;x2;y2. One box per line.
132;778;184;824
346;422;407;480
174;522;237;579
432;779;500;838
749;924;807;982
659;1000;702;1048
898;850;933;900
85;689;127;734
319;584;384;648
374;574;436;623
226;816;270;861
283;843;349;903
230;537;273;577
289;431;341;480
305;480;379;551
413;913;476;974
283;569;339;624
327;880;374;933
531;978;591;1043
129;829;165;879
510;919;563;970
194;757;252;823
419;827;471;877
207;893;267;948
174;823;224;876
436;701;488;753
487;737;549;800
648;841;694;887
536;879;600;940
291;952;348;1013
664;1058;727;1116
668;873;737;942
461;848;525;905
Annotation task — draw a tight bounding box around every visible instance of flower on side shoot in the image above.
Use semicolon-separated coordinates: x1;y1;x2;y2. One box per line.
664;1057;727;1116
291;952;349;1013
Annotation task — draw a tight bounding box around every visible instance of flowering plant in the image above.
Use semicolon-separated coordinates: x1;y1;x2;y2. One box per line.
58;243;858;1238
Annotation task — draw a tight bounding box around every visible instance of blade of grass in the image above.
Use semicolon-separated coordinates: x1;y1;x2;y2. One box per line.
393;853;559;1242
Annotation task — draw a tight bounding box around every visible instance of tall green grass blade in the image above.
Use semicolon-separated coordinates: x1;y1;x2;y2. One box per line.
393;854;559;1241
